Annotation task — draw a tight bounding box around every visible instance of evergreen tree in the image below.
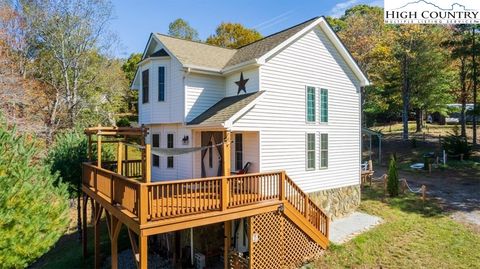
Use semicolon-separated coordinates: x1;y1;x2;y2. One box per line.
387;155;399;197
0;119;69;268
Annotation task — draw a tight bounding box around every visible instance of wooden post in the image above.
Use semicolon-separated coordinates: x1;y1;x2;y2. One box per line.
279;171;286;201
139;234;148;269
109;216;122;269
368;160;373;172
304;193;309;218
88;134;92;161
124;143;129;177
421;185;426;202
224;220;232;269
139;185;148;224
97;134;102;168
383;175;388;197
222;131;231;176
428;163;432;174
401;179;406;194
93;202;102;269
221;131;231;211
145;144;151;183
117;142;123;176
82;195;88;259
248;217;254;267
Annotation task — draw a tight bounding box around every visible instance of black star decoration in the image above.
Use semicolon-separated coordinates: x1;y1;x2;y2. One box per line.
235;72;249;95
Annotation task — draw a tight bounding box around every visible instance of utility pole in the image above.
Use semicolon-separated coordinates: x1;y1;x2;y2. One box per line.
473;26;478;145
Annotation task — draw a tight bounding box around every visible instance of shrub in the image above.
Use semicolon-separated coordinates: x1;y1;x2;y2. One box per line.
387;155;399;197
116;117;131;127
47;131;115;197
0;122;69;268
442;127;471;159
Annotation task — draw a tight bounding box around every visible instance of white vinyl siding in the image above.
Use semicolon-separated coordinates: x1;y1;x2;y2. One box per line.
306;86;316;122
306;133;316;170
232;27;361;192
320;133;328;168
184;73;225;122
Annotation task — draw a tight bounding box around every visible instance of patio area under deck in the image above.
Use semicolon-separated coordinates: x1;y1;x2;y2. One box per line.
81;127;329;269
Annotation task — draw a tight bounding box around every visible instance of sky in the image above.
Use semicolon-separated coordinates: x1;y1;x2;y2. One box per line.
110;0;383;58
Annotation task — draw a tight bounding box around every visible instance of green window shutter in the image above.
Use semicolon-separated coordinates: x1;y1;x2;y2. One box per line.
306;133;316;170
320;133;328;168
320;89;328;123
306;86;316;122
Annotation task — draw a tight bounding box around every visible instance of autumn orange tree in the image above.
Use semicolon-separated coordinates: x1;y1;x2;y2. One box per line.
206;22;262;49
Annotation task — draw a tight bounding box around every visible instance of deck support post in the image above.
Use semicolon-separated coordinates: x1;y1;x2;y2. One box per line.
280;171;286;201
107;214;122;269
139;234;148;269
224;220;232;268
93;202;103;269
82;194;89;259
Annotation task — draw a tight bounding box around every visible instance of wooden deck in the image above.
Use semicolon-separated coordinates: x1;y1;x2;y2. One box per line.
82;162;329;268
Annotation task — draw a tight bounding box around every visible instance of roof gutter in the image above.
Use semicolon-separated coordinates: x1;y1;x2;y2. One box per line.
221;59;261;75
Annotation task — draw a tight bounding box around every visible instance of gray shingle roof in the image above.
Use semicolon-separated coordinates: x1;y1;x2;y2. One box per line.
225;17;319;68
153;17;318;70
187;91;264;126
154;34;236;70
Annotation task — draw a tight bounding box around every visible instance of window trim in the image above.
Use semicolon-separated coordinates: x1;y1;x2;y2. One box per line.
142;69;149;104
306;133;316;171
320;133;328;169
320;88;328;123
158;66;165;102
305;86;316;123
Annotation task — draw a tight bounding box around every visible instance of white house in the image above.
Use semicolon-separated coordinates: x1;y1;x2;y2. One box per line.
131;16;369;219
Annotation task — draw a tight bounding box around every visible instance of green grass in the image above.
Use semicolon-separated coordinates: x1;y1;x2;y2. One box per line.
313;186;480;268
31;220;130;269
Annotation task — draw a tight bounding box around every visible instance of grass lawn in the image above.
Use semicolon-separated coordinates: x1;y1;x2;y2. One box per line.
313;186;480;268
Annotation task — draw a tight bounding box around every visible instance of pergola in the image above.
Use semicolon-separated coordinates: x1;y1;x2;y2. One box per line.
84;126;151;182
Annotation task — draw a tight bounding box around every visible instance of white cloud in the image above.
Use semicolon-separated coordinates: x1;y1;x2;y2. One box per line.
329;0;384;18
330;0;360;18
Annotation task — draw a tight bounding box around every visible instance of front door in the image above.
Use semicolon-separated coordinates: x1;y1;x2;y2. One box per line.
201;131;223;178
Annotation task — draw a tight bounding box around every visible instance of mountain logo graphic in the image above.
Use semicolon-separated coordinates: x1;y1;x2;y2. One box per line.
394;0;474;11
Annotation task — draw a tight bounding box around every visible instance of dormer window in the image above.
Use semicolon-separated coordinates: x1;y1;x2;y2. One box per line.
158;67;165;102
142;69;149;103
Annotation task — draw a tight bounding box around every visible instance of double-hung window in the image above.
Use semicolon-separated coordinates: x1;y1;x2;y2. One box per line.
320;134;328;168
306;86;316;122
158;67;165;101
306;133;316;170
142;69;149;103
167;133;174;168
320;89;328;123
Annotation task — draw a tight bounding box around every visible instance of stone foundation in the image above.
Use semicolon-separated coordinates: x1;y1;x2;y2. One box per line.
309;184;361;220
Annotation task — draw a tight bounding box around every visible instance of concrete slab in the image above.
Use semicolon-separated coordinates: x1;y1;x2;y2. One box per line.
329;212;382;244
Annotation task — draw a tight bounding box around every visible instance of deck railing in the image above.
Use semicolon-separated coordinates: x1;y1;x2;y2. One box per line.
82;162;328;239
101;160;143;178
285;175;329;238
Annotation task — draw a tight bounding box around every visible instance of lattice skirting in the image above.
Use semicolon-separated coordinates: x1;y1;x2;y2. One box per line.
250;211;323;269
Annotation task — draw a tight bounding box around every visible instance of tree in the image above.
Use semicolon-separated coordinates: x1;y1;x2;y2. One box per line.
17;0;126;140
168;18;199;41
121;53;142;116
327;5;397;126
206;22;262;49
0;118;69;268
387;155;399;197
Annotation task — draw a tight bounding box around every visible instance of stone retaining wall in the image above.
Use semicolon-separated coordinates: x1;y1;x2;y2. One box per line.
309;184;361;220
